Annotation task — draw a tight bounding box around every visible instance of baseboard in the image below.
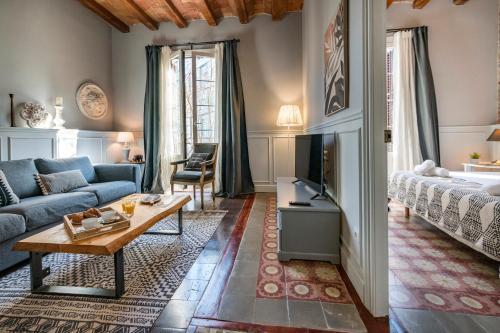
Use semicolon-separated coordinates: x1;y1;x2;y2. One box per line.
340;243;365;299
255;184;277;192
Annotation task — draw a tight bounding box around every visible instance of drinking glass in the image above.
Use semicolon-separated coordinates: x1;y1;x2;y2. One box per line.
122;198;136;217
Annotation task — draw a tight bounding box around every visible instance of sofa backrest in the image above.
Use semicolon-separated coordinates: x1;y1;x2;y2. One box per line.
0;159;42;199
34;156;98;183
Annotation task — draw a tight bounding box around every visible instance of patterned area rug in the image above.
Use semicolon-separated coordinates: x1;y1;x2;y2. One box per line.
389;203;500;315
255;197;352;303
0;210;226;332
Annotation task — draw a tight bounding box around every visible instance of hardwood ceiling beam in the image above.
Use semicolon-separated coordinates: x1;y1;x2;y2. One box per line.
161;0;188;28
122;0;158;30
413;0;431;9
193;0;218;26
272;0;287;21
453;0;469;5
228;0;249;24
79;0;130;33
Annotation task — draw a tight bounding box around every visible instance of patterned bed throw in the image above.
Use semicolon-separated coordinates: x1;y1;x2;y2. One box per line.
389;171;500;261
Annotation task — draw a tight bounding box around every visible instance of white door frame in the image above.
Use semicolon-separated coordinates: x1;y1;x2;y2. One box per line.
360;0;389;317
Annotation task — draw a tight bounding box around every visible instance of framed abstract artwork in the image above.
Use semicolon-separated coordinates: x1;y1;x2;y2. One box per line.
324;0;348;116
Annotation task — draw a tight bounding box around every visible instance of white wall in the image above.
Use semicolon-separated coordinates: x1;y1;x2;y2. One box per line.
0;0;114;131
302;0;368;307
112;14;303;133
387;0;499;170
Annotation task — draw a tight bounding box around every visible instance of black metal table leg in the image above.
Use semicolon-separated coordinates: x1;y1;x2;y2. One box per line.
114;248;125;297
145;208;183;235
29;250;126;299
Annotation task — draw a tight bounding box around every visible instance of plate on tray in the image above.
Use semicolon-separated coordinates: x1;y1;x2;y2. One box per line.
141;194;162;205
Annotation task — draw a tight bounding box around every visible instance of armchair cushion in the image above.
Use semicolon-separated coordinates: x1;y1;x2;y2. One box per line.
185;153;210;171
172;170;214;182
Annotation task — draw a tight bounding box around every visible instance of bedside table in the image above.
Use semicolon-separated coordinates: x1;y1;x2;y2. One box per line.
462;162;500;172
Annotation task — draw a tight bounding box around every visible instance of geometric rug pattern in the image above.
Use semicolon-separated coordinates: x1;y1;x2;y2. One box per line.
0;210;226;332
389;203;500;316
256;197;352;304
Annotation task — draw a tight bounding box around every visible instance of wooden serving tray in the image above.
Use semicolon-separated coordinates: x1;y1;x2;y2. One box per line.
64;207;130;241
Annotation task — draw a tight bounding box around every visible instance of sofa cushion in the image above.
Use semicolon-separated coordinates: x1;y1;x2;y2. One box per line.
0;213;25;243
172;170;214;181
36;170;89;195
0;192;98;231
74;181;136;205
35;156;98;183
0;159;41;199
0;170;20;206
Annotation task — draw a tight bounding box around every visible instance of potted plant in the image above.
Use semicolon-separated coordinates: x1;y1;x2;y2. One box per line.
469;152;481;164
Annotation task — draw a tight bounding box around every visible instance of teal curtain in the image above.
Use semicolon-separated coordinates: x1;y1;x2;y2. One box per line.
142;46;162;193
220;40;255;197
413;27;441;165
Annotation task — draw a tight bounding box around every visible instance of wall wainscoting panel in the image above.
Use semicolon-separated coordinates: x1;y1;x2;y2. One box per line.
439;125;491;170
0;128;144;164
247;131;301;192
304;111;366;301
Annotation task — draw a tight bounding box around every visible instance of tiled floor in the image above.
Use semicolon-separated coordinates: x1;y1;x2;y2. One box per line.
388;203;500;333
216;193;367;332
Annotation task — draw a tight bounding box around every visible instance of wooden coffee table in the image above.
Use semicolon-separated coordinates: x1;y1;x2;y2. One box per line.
13;193;191;299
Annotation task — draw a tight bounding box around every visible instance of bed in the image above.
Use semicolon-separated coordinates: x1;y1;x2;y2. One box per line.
388;171;500;263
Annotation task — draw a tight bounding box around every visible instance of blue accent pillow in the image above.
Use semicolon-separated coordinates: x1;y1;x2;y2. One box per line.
34;156;98;183
35;170;89;195
0;170;20;207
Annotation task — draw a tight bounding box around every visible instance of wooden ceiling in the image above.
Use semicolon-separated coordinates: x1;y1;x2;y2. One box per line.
387;0;469;9
79;0;304;33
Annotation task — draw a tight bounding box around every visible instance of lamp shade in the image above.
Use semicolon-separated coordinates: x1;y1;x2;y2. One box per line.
117;132;134;143
487;129;500;142
276;105;303;127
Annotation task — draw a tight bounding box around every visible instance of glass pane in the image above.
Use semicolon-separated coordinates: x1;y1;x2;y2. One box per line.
184;55;194;156
195;54;216;144
168;56;183;159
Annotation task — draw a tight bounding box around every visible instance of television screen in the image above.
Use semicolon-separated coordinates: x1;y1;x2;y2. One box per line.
295;134;324;193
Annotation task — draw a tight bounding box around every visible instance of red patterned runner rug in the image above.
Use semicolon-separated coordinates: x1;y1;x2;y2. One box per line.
256;197;353;303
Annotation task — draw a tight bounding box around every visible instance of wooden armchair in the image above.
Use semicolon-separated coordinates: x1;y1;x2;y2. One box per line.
170;143;218;209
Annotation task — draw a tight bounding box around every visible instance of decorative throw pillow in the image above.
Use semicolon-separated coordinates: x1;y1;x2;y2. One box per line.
35;170;89;195
185;153;210;171
0;170;20;207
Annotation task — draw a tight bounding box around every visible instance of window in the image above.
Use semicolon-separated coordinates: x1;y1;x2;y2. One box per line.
386;46;394;130
170;49;217;157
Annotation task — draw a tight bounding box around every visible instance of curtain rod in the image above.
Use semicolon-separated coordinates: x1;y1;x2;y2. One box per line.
386;26;426;33
152;38;240;49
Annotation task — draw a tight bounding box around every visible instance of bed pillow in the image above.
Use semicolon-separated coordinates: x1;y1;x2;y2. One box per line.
35;170;89;195
481;182;500;196
185;153;210;171
0;170;20;207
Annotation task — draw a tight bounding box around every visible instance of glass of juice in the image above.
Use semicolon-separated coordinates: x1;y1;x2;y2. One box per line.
122;198;136;217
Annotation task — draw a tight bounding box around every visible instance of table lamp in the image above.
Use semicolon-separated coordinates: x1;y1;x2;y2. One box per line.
487;129;500;164
117;132;134;162
276;105;303;173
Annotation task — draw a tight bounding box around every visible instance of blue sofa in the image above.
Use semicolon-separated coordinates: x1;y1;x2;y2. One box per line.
0;157;141;272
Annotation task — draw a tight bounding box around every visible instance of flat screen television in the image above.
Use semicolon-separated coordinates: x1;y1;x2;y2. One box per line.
294;134;324;196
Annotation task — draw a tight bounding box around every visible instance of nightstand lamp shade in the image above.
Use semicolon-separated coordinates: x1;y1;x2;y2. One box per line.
276;105;303;127
487;129;500;142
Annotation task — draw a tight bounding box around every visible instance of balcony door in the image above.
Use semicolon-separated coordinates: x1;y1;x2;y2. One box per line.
170;49;217;158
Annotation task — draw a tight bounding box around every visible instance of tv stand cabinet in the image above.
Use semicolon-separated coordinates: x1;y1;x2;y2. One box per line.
276;177;340;264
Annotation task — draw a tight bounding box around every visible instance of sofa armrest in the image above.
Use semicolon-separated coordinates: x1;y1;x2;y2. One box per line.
94;164;142;193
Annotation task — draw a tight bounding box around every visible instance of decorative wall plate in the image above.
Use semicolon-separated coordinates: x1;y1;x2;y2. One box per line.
20;103;49;128
76;82;108;120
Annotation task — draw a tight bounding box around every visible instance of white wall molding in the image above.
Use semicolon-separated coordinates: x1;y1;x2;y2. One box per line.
304;109;363;133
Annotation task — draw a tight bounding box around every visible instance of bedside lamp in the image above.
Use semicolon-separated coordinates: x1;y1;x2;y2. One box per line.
276;105;303;174
117;132;134;162
487;129;500;164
